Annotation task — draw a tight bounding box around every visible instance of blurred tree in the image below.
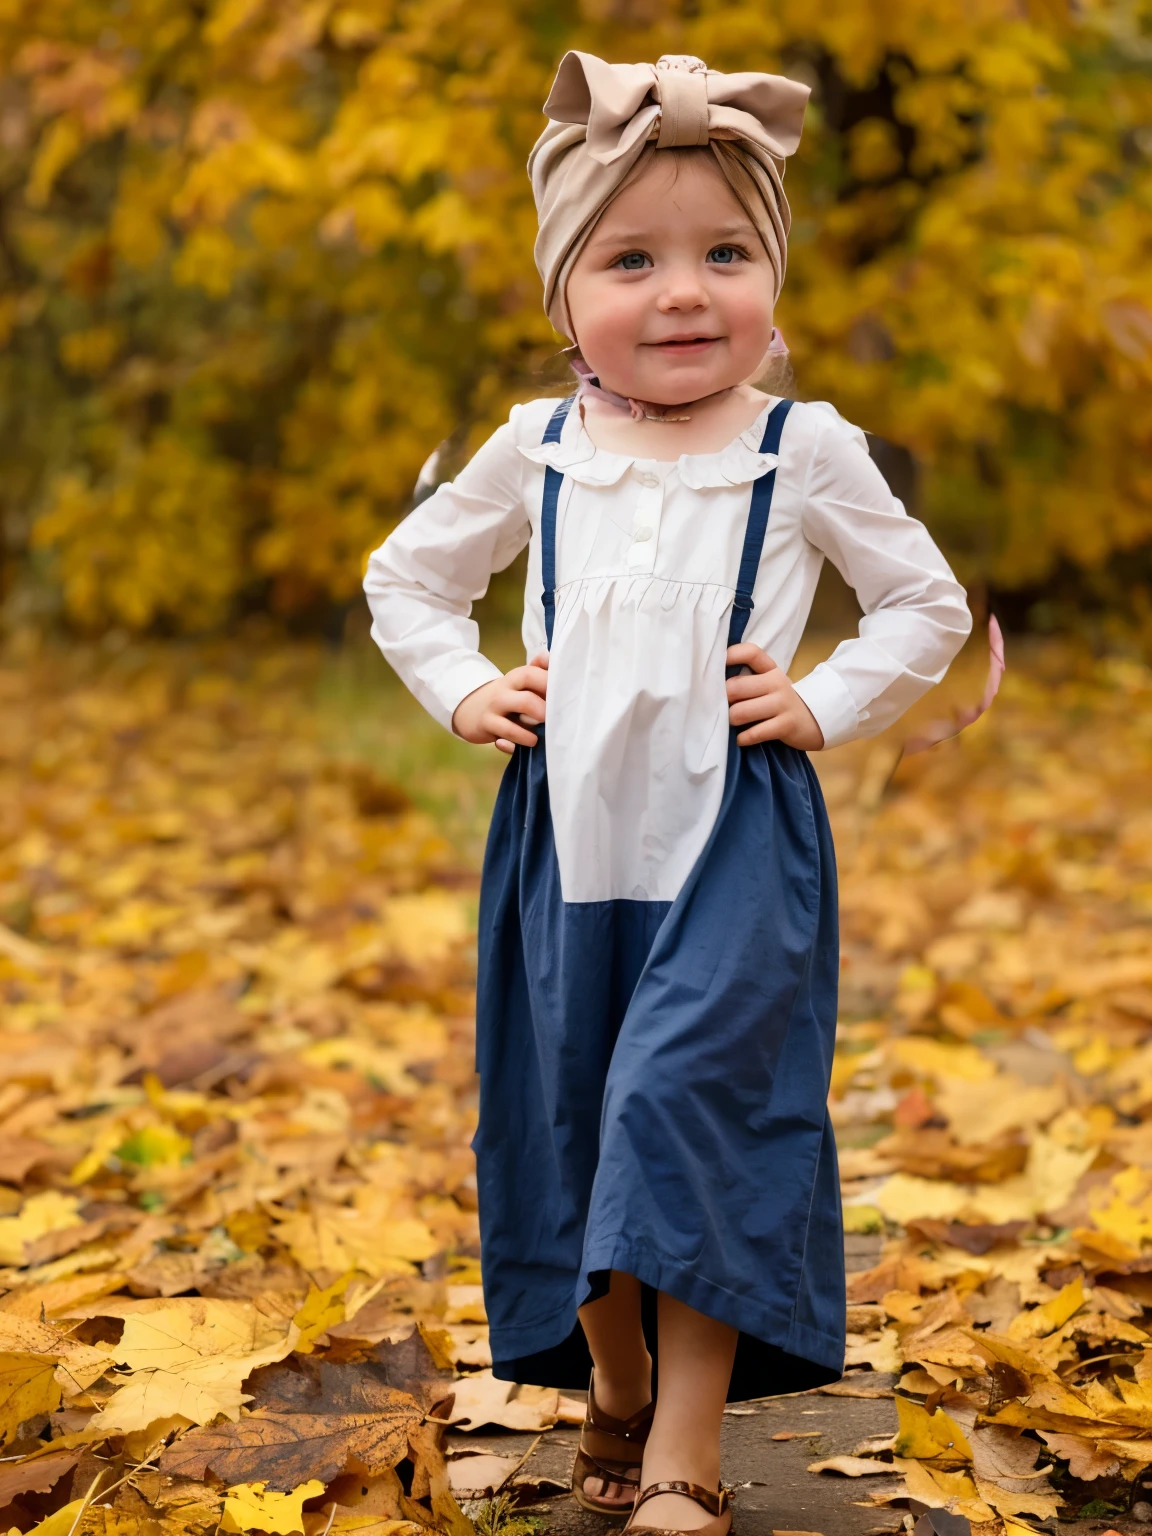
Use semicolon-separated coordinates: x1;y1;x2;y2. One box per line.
0;0;1148;632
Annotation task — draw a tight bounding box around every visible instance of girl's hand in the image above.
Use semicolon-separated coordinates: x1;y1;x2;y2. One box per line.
452;651;549;755
725;643;824;751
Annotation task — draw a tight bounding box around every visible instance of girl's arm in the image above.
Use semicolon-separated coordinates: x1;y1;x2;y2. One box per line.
363;410;532;732
791;411;974;749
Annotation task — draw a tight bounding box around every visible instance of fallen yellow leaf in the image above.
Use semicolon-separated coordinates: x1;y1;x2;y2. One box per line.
221;1479;325;1534
292;1270;355;1354
0;1193;84;1266
1006;1275;1086;1341
0;1354;62;1446
892;1398;973;1463
89;1299;300;1431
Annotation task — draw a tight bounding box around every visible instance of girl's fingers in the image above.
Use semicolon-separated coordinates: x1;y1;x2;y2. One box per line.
726;671;779;702
736;715;788;747
508;663;549;698
494;739;516;755
484;713;539;747
726;643;777;674
728;692;785;726
504;688;546;722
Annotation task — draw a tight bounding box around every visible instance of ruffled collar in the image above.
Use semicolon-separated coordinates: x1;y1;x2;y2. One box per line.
517;400;780;490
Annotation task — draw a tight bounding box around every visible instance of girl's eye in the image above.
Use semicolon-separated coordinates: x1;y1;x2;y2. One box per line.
614;252;651;271
707;245;744;265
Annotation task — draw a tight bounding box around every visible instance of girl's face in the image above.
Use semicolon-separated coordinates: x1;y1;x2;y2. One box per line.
565;152;776;405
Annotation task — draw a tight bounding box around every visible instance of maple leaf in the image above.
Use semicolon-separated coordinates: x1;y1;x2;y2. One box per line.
89;1298;300;1431
0;1192;85;1266
0;1313;109;1399
273;1206;438;1277
1036;1431;1121;1480
439;1370;560;1432
159;1354;424;1490
220;1479;325;1534
892;1400;974;1464
291;1270;355;1354
0;1353;62;1445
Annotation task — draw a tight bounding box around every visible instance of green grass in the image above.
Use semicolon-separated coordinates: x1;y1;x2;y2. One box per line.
312;612;524;868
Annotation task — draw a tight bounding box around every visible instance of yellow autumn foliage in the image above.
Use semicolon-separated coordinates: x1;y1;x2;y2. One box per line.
0;1;1146;631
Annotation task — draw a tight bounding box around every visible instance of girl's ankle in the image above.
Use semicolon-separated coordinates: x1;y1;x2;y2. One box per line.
640;1439;721;1494
592;1360;653;1421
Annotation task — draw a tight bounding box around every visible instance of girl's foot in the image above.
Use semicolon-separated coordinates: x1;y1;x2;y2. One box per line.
625;1480;731;1536
572;1371;654;1517
626;1292;735;1532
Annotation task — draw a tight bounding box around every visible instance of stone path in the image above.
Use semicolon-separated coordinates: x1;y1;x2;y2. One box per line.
444;1234;1152;1535
448;1388;899;1536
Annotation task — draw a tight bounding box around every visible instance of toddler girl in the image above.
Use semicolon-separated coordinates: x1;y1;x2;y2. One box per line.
365;50;972;1536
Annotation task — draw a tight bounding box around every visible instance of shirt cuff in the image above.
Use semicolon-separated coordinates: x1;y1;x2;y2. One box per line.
426;654;505;735
792;662;861;750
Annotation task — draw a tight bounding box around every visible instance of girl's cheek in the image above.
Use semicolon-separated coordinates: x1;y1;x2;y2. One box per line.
575;286;647;357
718;285;775;357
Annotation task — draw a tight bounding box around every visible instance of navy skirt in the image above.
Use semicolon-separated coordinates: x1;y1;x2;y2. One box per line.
472;398;846;1400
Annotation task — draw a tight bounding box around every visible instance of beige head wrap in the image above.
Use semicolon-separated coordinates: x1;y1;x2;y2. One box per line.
529;52;811;341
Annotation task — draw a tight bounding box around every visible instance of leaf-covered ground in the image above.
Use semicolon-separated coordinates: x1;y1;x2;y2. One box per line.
0;636;1151;1535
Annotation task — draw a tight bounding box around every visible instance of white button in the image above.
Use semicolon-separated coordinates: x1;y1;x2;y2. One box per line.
637;471;659;487
634;526;653;543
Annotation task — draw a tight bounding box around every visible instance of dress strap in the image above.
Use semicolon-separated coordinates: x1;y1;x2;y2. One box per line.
540;395;577;648
727;398;793;649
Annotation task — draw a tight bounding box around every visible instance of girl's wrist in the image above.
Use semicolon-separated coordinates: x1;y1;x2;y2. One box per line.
452;680;499;741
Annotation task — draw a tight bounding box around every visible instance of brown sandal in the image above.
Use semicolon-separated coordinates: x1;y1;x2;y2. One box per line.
571;1375;655;1520
624;1480;732;1536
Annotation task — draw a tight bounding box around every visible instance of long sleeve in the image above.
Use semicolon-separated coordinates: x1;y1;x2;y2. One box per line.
791;410;973;750
364;409;532;732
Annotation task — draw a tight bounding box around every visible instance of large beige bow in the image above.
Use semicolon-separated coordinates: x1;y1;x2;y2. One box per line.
544;51;809;167
529;52;810;341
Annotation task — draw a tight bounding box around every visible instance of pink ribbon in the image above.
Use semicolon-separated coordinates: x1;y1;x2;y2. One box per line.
903;615;1005;755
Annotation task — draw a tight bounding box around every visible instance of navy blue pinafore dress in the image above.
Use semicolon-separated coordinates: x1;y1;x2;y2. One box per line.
473;397;845;1400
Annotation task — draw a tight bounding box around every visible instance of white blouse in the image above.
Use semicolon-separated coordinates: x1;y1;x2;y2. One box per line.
364;394;972;904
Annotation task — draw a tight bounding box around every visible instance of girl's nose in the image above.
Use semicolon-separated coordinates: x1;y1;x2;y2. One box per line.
656;270;711;312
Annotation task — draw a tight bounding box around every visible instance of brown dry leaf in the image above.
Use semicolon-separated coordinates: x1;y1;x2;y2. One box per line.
807;1456;894;1476
0;1445;81;1503
438;1370;560;1431
817;1374;896;1399
446;1453;521;1498
160;1354;424;1489
0;1137;60;1183
1036;1430;1120;1479
969;1423;1054;1493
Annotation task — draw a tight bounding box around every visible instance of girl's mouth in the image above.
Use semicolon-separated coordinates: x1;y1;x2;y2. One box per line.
649;337;721;353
